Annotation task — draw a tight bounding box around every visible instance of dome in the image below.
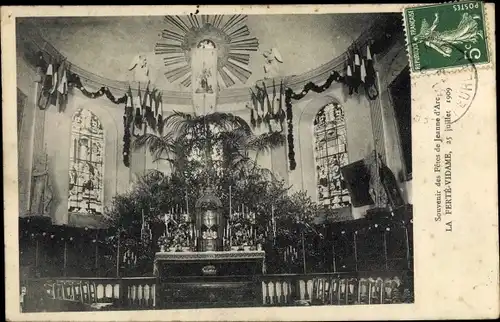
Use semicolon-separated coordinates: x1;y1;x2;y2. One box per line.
19;13;384;91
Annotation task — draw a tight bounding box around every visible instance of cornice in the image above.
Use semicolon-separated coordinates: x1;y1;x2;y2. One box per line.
17;15;402;106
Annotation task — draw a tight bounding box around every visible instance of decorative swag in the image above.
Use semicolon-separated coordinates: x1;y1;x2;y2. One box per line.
257;43;380;170
34;40;379;171
35;52;162;168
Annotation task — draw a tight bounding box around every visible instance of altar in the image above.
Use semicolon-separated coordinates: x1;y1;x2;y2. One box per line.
154;251;265;309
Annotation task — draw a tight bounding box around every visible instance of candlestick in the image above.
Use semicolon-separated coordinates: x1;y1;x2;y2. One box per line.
164;213;169;237
271;205;276;238
229;186;232;248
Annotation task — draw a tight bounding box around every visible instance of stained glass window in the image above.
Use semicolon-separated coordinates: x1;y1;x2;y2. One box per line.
68;109;104;215
313;102;351;209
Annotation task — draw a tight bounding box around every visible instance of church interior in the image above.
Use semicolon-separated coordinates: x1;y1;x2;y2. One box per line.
16;13;414;311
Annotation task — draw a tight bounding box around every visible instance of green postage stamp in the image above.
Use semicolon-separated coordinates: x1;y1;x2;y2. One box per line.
404;0;490;72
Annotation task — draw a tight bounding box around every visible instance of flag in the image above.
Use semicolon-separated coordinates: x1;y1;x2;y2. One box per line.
345;57;354;96
277;79;286;126
367;44;373;61
157;92;164;135
148;89;157;131
134;83;142;110
257;87;265;114
262;82;272;117
346;50;360;94
134;84;143;128
142;82;150;116
37;60;52;110
126;86;134;119
49;63;59;95
353;53;361;93
365;44;376;87
250;109;256;128
153;90;159;118
272;79;276;115
360;58;367;84
354;53;360;66
149;89;155;114
57;61;69;112
46;62;61;108
35;51;47;83
250;89;261;127
43;62;54;92
262;82;273;131
38;61;60;110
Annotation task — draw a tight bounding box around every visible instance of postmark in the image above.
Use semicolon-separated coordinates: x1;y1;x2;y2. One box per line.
431;56;478;124
404;1;490;73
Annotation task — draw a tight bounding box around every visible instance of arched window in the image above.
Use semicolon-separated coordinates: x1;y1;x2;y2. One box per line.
314;102;351;209
68;108;104;215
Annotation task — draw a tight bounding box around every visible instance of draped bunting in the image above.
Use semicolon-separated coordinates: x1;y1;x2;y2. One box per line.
276;43;379;171
69;73;128;104
36;56;71;112
35;52;128;111
124;82;164;166
35;41;378;171
248;80;286;134
344;44;378;99
34;52;166;168
283;70;344;171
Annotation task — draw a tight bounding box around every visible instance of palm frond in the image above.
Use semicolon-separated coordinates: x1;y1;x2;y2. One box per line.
164;111;198;139
133;132;176;161
248;131;286;154
202;112;252;134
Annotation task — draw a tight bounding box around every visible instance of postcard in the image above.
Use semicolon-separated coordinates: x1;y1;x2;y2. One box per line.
2;3;498;321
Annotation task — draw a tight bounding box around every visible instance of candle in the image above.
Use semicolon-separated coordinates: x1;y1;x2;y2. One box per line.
164;213;169;237
272;205;276;238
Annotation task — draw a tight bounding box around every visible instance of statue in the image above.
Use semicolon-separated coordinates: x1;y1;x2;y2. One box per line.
364;150;389;209
195;68;214;94
263;48;283;79
30;150;53;216
414;12;484;58
128;53;151;83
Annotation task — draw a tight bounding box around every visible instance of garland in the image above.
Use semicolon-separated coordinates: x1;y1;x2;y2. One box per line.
69;73;135;166
284;88;296;171
288;70;344;100
122;115;131;167
68;73;127;104
284;71;345;170
36;55;132;167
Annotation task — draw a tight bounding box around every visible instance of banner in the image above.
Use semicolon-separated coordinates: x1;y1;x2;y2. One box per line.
191;47;218;115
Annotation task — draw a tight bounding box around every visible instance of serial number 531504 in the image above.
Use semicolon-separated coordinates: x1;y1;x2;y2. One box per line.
453;2;480;11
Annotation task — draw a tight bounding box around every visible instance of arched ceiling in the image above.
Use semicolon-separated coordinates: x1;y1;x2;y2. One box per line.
28;14;382;91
